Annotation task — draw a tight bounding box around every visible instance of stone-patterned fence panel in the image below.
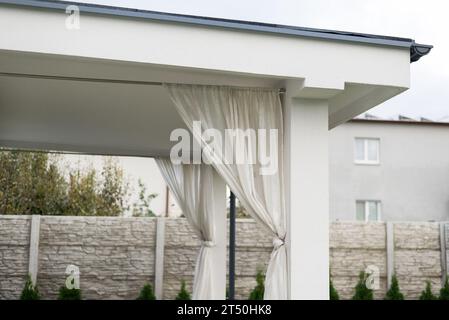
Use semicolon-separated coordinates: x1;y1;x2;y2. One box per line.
0;215;447;299
0;216;30;299
330;222;388;299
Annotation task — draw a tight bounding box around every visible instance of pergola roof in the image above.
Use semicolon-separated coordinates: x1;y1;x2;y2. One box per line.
0;0;432;62
0;0;432;157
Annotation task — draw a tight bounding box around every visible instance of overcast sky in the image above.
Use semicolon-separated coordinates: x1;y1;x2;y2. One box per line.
73;0;449;120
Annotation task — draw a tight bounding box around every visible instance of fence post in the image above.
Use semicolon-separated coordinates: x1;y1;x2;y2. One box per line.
386;222;394;288
28;215;41;285
154;217;166;299
440;222;447;285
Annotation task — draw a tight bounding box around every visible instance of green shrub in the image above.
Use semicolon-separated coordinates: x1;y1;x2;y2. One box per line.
352;271;373;300
58;286;82;300
439;276;449;300
385;275;404;300
419;281;437;300
175;280;191;300
330;279;339;300
137;283;156;300
20;274;40;300
248;270;265;300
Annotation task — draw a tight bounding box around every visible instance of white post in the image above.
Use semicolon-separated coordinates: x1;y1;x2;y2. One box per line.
210;167;227;299
28;215;41;285
440;222;447;285
386;222;395;288
284;95;329;299
154;217;166;299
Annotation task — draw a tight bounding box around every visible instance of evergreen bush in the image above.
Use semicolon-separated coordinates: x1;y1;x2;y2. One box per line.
137;283;156;300
330;279;340;300
20;274;40;300
385;275;404;300
419;281;437;300
248;270;265;300
58;286;82;300
175;281;191;300
352;271;373;300
439;277;449;300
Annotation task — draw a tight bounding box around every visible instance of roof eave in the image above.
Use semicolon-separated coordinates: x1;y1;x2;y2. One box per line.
410;42;433;62
0;0;433;63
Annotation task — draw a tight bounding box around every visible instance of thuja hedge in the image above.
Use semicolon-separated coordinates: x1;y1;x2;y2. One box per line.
20;274;40;300
17;273;449;300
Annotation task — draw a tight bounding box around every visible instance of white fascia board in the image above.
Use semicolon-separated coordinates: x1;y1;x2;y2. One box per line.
0;5;410;89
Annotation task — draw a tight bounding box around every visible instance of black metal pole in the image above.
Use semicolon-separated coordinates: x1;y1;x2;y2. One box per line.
229;191;236;300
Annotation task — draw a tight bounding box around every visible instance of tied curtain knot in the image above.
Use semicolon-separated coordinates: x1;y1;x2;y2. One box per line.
202;240;216;248
272;237;285;250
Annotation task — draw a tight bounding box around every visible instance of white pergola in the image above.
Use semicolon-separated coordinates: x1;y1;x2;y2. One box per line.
0;0;431;299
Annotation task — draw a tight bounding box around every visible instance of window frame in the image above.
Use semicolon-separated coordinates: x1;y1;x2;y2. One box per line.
354;137;380;165
356;200;382;222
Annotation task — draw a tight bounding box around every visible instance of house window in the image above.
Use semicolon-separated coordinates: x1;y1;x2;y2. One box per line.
354;138;380;164
356;200;381;222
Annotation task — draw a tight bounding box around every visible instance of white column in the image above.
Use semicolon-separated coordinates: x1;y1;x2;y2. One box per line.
284;95;329;299
210;167;227;299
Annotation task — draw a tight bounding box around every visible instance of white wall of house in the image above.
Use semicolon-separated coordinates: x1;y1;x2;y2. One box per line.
330;120;449;222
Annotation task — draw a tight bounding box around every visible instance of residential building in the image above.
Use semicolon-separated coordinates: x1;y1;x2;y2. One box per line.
330;116;449;222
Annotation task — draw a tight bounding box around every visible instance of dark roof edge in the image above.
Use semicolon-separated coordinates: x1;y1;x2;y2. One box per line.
0;0;433;62
350;118;449;127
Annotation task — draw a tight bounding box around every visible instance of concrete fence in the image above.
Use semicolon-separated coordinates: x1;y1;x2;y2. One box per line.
0;215;447;300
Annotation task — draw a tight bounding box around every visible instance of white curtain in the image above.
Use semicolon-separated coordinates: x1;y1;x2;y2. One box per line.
164;84;287;300
155;159;218;299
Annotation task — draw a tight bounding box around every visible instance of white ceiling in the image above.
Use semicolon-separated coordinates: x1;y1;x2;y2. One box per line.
0;50;282;157
0;75;184;157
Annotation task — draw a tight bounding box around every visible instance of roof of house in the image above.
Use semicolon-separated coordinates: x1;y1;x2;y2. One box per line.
351;114;449;126
0;0;433;62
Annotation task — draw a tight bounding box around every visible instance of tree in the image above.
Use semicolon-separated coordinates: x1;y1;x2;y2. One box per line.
175;280;191;300
0;150;131;216
352;271;373;300
248;270;265;300
439;277;449;300
137;283;156;300
97;158;129;216
65;168;98;216
132;179;157;217
20;274;40;300
0;151;67;215
330;279;340;300
419;281;437;300
385;275;404;300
